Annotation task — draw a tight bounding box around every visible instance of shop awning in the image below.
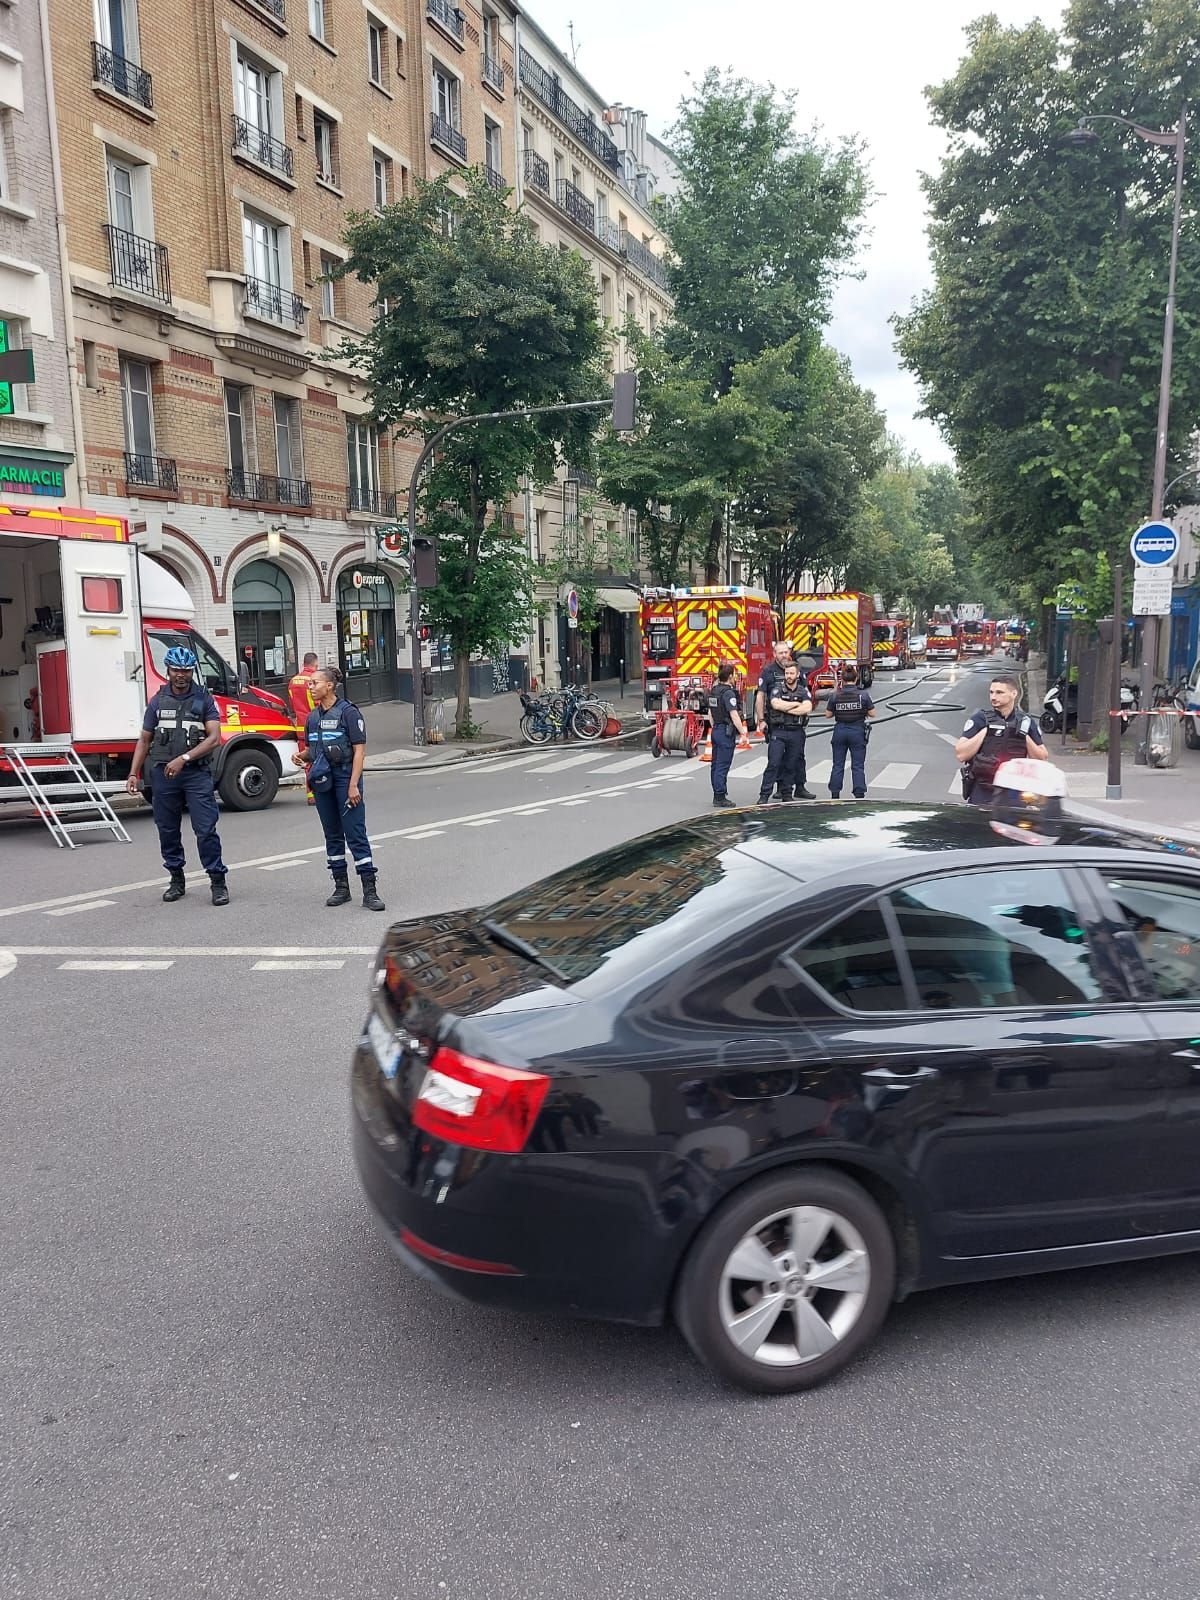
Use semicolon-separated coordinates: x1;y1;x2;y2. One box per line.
594;586;641;614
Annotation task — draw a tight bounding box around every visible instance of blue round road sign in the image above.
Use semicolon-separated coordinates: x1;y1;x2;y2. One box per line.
1130;520;1179;567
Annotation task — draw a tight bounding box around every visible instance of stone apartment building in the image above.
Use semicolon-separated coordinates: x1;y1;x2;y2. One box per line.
49;0;518;704
514;13;673;688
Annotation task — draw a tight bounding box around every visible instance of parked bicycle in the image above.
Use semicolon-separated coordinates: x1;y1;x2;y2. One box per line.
518;686;609;744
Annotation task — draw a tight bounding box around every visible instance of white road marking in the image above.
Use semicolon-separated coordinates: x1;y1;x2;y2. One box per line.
737;756;768;778
464;818;496;827
7;946;377;958
0;951;16;981
937;732;959;745
59;959;175;972
480;750;569;769
873;763;921;790
948;773;964;795
406;828;444;839
514;807;546;816
526;752;613;773
258;860;306;871
807;761;833;784
45;900;117;916
600;753;654;772
559;798;589;806
251;959;346;971
915;718;937;730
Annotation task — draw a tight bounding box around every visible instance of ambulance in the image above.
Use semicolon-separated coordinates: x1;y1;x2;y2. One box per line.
783;592;875;689
0;504;298;809
639;585;776;713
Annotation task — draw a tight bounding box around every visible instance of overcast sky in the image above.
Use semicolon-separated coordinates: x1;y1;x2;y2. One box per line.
524;0;1064;465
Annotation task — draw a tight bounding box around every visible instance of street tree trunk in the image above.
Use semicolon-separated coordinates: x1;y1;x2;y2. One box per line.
704;508;724;584
454;649;472;739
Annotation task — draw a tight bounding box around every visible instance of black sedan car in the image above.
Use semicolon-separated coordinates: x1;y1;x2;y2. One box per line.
351;803;1200;1393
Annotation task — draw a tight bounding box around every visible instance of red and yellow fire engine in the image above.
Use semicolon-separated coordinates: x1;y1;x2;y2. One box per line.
870;615;912;671
639;586;776;714
783;592;875;689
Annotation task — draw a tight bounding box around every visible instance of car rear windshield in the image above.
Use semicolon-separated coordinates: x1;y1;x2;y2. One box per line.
483;830;788;986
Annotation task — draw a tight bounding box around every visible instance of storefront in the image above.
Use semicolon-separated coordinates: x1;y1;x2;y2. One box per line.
337;565;398;704
232;559;296;688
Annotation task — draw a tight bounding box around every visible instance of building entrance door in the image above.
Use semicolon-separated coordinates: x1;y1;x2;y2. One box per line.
337;566;398;704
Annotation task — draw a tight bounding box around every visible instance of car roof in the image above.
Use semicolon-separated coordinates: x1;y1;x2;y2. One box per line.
656;801;1200;890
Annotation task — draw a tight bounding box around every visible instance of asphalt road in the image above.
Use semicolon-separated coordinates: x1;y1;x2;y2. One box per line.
4;658;1198;1600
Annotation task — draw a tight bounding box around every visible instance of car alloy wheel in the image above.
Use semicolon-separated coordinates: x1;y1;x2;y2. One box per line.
675;1168;895;1393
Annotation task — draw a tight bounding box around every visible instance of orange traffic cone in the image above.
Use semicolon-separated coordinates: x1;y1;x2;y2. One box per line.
698;737;712;763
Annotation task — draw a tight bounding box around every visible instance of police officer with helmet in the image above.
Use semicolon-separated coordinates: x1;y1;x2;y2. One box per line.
708;662;749;808
825;665;875;799
294;666;385;910
757;660;814;804
954;671;1048;806
127;643;229;905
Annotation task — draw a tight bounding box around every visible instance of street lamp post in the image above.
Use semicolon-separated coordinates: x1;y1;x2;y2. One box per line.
1060;106;1187;795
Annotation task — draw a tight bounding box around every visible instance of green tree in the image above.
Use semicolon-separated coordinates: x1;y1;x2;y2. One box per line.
339;170;607;735
659;70;869;579
895;0;1200;609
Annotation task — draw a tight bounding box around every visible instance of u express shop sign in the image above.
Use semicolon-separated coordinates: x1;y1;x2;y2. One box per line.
0;446;73;497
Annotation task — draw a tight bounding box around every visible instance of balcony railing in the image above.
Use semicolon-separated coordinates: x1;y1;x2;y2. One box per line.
523;149;549;194
620;229;670;291
347;485;397;516
566;463;597;490
595;217;620;254
104;225;171;303
484;165;506;192
92;41;153;110
232;115;295;179
482;51;504;91
228;469;312;507
430;112;467;161
518;52;620;174
243;274;306;328
125;452;178;492
254;0;286;17
426;0;464;40
556;179;595;233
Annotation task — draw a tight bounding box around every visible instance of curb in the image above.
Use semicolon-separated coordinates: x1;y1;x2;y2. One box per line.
1066;799;1200;847
365;716;652;773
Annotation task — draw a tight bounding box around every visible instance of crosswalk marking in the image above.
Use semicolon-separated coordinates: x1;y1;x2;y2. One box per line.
45;900;117;916
948;772;963;795
526;751;613;773
873;763;921;790
464;818;496;827
259;860;306;871
406;829;444;839
560;798;589;806
735;755;768;778
601;753;655;772
807;761;833;784
59;959;175;971
495;751;572;768
915;718;937;730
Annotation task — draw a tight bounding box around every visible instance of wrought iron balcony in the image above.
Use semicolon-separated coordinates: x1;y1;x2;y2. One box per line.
347;485;397;516
566;463;597;489
620;230;670;290
243;274;306;328
482;52;504;92
523;149;549;194
255;0;285;17
125;452;178;492
426;0;464;40
92;41;153;110
104;225;172;303
595;217;620;254
484;165;506;192
430;112;467;161
556;179;595;233
518;52;620;174
232;115;295;179
228;469;312;507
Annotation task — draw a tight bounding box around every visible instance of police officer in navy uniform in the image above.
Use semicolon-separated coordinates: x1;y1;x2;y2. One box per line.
755;640;797;800
708;662;749;808
826;664;876;799
757;660;814;804
294;666;385;910
127;643;229;905
954;671;1048;807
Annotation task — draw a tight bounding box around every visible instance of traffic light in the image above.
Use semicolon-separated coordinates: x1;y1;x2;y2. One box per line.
411;535;438;589
611;371;637;432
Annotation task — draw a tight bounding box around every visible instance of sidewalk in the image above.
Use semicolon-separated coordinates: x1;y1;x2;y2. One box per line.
1027;661;1200;844
358;678;649;770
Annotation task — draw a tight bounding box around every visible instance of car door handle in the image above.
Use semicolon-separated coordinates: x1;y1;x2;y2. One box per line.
862;1065;941;1087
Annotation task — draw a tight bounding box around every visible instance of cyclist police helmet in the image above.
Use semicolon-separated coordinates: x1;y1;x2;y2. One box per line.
163;644;198;671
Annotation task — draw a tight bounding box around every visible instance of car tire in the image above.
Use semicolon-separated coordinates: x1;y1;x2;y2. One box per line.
1185;716;1200;751
673;1166;895;1394
217;746;279;811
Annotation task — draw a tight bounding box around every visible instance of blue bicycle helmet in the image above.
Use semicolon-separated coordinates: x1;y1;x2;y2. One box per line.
163;644;198;671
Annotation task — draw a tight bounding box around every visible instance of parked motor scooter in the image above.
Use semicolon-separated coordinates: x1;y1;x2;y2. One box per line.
1041;674;1136;735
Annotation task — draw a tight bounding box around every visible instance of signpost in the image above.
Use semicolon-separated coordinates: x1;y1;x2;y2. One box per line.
1129;520;1180;764
566;587;579;630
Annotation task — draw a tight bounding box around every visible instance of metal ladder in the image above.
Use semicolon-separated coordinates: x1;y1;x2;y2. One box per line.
1;742;132;847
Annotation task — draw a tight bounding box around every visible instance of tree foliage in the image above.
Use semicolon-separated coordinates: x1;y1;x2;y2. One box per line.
340;171;606;733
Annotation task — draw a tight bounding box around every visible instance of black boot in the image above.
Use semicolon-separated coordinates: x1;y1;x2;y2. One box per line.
361;873;385;912
326;872;351;907
210;874;229;906
162;871;186;903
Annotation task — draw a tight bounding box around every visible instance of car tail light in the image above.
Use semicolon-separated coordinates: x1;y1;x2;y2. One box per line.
412;1047;550;1153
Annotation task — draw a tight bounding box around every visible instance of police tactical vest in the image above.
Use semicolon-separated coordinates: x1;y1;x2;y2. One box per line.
308;707;355;769
830;688;869;722
710;687;734;726
771;684;809;730
971;712;1029;784
150;692;209;767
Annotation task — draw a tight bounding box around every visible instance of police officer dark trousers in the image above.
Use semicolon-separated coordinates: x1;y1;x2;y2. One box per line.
127;645;229;905
708;663;749;808
826;666;875;799
297;667;385;911
758;666;813;803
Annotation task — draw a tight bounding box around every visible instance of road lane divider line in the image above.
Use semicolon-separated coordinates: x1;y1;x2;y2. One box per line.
252;959;346;971
45;900;117;916
7;946;378;957
59;959;175;971
258;860;307;871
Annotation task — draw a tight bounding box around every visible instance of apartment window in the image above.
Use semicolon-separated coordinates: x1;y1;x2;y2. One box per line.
521;120;534;156
596;190;609;225
432;62;459;127
120;356;156;458
367;20;385;87
599;273;613;320
625;292;635;322
106;154;137;234
95;0;140;63
308;0;326;43
0;319;27;416
224;382;255;475
274;395;303;481
347;419;381;502
649;309;658;335
319;253;338;320
571;165;581;191
243;209;285;288
372;152;391;209
484;119;501;175
314;113;337;185
553;151;564;189
235;50;278;140
482;9;500;60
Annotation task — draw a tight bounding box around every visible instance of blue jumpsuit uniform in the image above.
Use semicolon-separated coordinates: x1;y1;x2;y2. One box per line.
305;698;376;882
828;685;874;798
758;677;811;803
143;687;226;876
708;680;740;802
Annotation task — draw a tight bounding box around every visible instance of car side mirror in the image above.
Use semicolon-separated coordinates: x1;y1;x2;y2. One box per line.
238;661;249;690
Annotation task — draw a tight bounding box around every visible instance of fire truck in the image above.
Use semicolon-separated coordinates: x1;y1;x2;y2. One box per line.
959;619;989;657
925;623;961;663
639;586;776;713
0;504;298;809
870;616;912;671
783;592;874;689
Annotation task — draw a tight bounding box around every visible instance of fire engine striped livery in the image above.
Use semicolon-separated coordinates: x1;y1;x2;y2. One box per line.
783;592;874;681
639;586;776;712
